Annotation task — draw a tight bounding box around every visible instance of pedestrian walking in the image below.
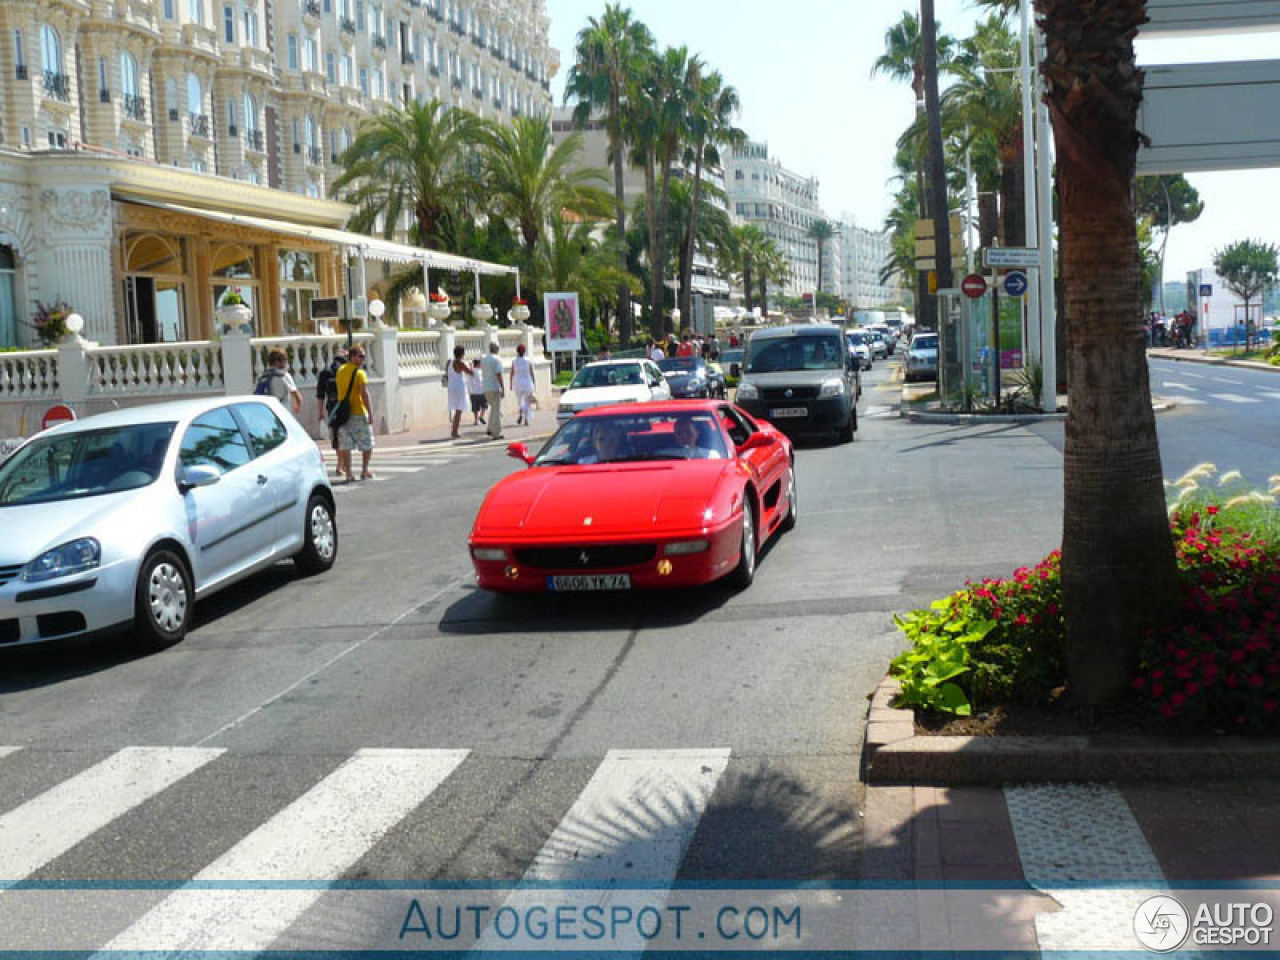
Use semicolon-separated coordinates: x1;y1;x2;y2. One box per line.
481;342;506;440
649;341;665;362
446;345;473;440
335;345;375;482
467;360;487;426
255;348;303;415
510;343;536;426
316;346;348;477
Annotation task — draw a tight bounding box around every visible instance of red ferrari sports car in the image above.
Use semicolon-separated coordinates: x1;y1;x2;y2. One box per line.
468;400;797;593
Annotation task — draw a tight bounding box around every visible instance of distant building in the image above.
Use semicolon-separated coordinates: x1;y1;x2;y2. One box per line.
837;215;903;309
723;139;822;298
1186;268;1266;345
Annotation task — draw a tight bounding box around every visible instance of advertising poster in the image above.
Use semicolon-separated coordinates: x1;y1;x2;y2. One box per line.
544;292;581;353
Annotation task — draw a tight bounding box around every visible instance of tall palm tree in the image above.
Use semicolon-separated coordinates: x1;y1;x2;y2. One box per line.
757;241;790;318
332;99;486;248
534;214;641;321
480;115;613;261
806;219;836;296
665;177;732;314
721;223;768;314
921;0;953;296
1036;0;1178;703
565;5;654;343
678;68;744;325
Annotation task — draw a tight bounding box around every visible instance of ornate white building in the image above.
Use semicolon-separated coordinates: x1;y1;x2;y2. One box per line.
837;215;903;309
0;0;557;347
723;139;822;299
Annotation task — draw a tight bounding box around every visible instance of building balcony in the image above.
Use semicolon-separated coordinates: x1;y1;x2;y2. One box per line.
302;0;321;18
449;21;464;36
124;93;147;122
471;86;482;99
306;145;323;166
492;96;502;109
189;113;211;138
373;34;387;51
15;64;28;80
401;50;415;65
540;79;549;92
428;6;442;21
43;71;71;103
244;128;264;152
450;76;462;89
182;22;220;56
340;16;356;34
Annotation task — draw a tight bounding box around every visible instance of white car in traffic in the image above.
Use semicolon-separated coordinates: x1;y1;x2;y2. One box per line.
556;359;672;424
0;398;336;650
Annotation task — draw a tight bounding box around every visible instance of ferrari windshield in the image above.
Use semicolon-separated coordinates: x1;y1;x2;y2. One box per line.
568;363;645;389
536;411;728;466
745;336;843;373
0;423;176;507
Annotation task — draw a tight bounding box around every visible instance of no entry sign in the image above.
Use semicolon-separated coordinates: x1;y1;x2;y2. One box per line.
961;273;988;299
41;404;76;431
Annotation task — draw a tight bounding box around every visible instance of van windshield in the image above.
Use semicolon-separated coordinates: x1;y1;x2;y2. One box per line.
745;336;842;374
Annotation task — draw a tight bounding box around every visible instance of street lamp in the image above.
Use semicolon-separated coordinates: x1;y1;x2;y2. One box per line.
368;298;386;328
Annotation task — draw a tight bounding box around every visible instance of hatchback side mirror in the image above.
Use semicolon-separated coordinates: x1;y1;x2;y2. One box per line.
178;464;221;493
507;442;534;466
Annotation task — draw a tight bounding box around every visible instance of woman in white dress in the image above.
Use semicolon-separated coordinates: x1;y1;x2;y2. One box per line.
446;345;473;439
510;343;536;426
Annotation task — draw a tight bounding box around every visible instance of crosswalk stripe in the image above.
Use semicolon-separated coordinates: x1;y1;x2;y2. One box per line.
478;748;731;952
1160;381;1195;390
1211;393;1260;404
102;748;468;954
0;746;21;763
0;746;224;881
1261;390;1280;401
1163;395;1206;406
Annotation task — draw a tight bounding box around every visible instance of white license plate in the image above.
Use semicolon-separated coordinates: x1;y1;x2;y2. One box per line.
770;407;808;418
547;574;632;591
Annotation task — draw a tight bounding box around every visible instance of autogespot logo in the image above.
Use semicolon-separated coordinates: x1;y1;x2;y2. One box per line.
1135;895;1191;952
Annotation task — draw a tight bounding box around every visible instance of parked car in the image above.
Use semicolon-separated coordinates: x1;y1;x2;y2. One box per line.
470;401;796;593
0;398;336;650
556;359;671;424
658;356;725;399
845;331;874;371
734;323;859;443
720;348;745;388
905;332;939;383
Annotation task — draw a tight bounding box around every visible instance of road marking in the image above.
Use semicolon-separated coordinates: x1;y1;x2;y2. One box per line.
478;748;731;951
1159;381;1195;390
1261;391;1280;401
1210;393;1261;404
1161;395;1206;406
0;746;21;763
1212;376;1244;384
103;749;469;954
0;747;224;881
1006;784;1170;951
1183;371;1207;379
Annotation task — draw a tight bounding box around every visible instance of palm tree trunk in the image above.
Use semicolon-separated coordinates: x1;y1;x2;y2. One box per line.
921;0;952;293
758;275;768;316
743;257;754;314
1039;0;1179;704
679;144;705;327
817;238;825;295
653;159;675;336
610;97;632;346
978;191;1000;250
644;158;661;340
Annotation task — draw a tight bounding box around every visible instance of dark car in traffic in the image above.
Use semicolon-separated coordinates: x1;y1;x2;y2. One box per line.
657;356;725;399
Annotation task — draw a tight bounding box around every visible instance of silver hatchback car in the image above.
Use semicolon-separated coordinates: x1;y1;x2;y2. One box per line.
0;397;336;650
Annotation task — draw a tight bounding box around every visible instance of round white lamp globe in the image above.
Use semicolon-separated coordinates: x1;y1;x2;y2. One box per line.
65;313;85;335
368;299;386;319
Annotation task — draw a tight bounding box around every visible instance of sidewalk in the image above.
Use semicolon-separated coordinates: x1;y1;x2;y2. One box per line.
1148;345;1278;372
315;396;561;452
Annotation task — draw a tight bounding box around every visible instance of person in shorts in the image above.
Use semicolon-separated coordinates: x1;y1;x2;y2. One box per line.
335;346;375;482
468;360;488;426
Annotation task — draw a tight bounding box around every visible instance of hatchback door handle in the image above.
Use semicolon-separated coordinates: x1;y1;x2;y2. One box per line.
257;475;268;485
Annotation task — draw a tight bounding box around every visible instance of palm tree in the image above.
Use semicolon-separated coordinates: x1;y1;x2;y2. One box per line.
480;115;613;262
721;224;768;314
332;99;486;248
565;5;654;343
806;219;836;296
677;68;744;325
534;214;641;323
1036;0;1179;703
666;177;732;314
757;241;791;318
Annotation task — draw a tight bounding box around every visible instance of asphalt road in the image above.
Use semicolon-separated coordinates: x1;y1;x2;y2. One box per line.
0;357;1071;952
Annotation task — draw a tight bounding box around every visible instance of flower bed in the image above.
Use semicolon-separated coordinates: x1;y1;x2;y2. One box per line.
891;465;1280;733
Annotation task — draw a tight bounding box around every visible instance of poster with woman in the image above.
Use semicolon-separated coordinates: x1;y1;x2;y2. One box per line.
543;292;581;353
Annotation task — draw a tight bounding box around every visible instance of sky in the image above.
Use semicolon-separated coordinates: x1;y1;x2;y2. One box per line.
545;0;1280;284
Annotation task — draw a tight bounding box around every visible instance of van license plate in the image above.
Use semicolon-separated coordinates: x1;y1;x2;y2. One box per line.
770;407;807;418
548;574;632;591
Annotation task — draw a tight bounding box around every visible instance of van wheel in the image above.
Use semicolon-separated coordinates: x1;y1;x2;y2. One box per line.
133;549;192;651
839;407;856;443
295;493;338;574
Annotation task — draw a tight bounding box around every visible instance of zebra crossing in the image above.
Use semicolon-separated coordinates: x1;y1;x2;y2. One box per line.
1156;377;1276;407
320;436;548;492
0;743;791;954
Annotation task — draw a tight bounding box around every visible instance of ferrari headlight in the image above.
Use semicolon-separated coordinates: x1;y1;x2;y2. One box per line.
664;539;710;555
736;381;759;400
471;547;508;562
23;538;101;582
819;379;845;397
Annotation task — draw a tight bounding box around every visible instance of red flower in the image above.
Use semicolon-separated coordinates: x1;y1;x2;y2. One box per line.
1171;692;1186;707
1207;505;1220;516
1248;675;1265;689
1264;700;1279;714
1184;682;1200;696
1015;614;1029;627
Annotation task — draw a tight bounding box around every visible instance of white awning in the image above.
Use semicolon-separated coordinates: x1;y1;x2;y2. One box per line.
118;196;520;277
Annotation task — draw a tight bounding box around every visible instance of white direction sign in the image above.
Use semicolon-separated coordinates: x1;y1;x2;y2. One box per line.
983;247;1042;269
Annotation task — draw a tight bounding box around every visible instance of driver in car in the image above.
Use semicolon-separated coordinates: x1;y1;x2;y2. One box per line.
672;417;718;459
579;421;627;464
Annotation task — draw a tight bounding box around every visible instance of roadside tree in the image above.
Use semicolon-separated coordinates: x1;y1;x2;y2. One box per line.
1213;239;1279;352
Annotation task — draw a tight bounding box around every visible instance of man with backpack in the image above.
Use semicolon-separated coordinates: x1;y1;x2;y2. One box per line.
255;348;303;415
316;346;348;475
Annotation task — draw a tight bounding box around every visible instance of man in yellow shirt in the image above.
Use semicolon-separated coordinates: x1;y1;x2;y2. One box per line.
335;346;375;481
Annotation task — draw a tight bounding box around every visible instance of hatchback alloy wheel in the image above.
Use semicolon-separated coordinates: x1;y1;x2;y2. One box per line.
148;561;188;634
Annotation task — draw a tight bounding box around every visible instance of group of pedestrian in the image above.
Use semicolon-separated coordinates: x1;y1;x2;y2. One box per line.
446;342;537;441
313;345;374;483
647;332;722;362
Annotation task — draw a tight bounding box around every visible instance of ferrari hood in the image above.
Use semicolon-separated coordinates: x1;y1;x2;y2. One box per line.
474;461;736;538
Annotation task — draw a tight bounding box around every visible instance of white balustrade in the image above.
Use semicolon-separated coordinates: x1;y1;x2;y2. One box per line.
497;330;524;359
0;350;59;400
251;334;374;384
453;330;487;360
88;342;224;396
397;331;443;379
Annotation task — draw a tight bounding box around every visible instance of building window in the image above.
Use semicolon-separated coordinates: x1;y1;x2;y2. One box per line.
242;7;257;45
356;0;365;30
243;92;257;131
186;72;202;114
226;96;236;133
188;0;203;25
13;29;25;79
341;52;352;86
325;50;335;83
123;233;187;343
303;36;317;72
0;245;17;349
279;250;320;333
358;66;368;95
40;23;61;74
164;0;175;17
211;242;257;329
98;57;109;99
223;4;234;43
120;51;139;98
287;34;298;69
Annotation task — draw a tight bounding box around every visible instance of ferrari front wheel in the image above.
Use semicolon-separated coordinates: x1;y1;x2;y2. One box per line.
727;500;757;589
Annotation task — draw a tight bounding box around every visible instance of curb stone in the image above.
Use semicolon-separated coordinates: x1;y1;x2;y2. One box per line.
1147;348;1277;373
863;675;1280;785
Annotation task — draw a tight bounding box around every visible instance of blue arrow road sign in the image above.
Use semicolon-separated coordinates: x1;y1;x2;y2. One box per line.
1003;271;1029;297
